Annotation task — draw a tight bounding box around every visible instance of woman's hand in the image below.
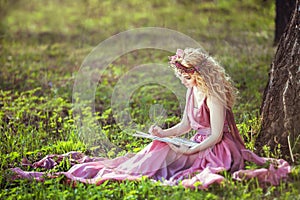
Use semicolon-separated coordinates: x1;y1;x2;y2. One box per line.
149;125;164;137
168;143;193;155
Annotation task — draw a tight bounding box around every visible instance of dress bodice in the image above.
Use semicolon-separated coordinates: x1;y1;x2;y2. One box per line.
187;87;211;131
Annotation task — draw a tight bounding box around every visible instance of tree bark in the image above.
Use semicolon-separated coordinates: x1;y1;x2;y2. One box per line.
258;0;300;161
274;0;296;45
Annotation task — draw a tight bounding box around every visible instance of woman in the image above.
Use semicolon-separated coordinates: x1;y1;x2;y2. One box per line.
151;48;241;156
12;48;290;189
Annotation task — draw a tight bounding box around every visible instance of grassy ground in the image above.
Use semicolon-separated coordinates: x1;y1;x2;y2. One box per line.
0;0;299;199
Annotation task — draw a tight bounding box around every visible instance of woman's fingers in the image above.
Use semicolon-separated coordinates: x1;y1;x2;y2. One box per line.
168;143;190;154
168;143;180;153
149;125;163;137
149;125;156;135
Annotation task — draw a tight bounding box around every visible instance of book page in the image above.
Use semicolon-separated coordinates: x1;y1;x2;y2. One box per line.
133;131;198;148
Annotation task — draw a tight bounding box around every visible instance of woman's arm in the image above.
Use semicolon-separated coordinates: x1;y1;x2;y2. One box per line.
149;88;192;137
160;109;191;137
169;95;225;154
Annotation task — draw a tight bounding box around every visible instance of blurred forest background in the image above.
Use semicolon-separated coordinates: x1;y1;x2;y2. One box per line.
0;0;299;199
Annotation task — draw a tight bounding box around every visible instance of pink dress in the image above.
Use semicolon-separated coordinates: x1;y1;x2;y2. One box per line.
12;89;291;189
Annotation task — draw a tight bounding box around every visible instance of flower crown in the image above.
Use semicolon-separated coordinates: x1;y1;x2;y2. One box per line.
169;49;209;74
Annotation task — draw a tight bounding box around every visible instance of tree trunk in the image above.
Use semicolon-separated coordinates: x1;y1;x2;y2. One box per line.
274;0;296;45
258;0;300;162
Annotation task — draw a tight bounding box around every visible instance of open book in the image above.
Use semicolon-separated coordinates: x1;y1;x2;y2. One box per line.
133;131;199;148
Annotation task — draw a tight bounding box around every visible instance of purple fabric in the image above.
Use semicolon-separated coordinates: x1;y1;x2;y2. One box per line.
11;89;291;189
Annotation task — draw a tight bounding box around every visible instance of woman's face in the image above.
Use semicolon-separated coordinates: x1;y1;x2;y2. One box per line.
175;72;197;88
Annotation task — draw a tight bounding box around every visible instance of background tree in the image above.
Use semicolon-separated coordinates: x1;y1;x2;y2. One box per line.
257;0;300;162
274;0;296;45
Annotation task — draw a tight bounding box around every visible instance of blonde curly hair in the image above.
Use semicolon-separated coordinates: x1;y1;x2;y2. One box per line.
175;48;237;109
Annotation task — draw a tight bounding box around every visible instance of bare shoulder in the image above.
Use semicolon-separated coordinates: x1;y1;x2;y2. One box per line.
206;95;223;108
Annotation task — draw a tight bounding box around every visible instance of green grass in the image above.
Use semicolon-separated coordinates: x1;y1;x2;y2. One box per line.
0;0;299;199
